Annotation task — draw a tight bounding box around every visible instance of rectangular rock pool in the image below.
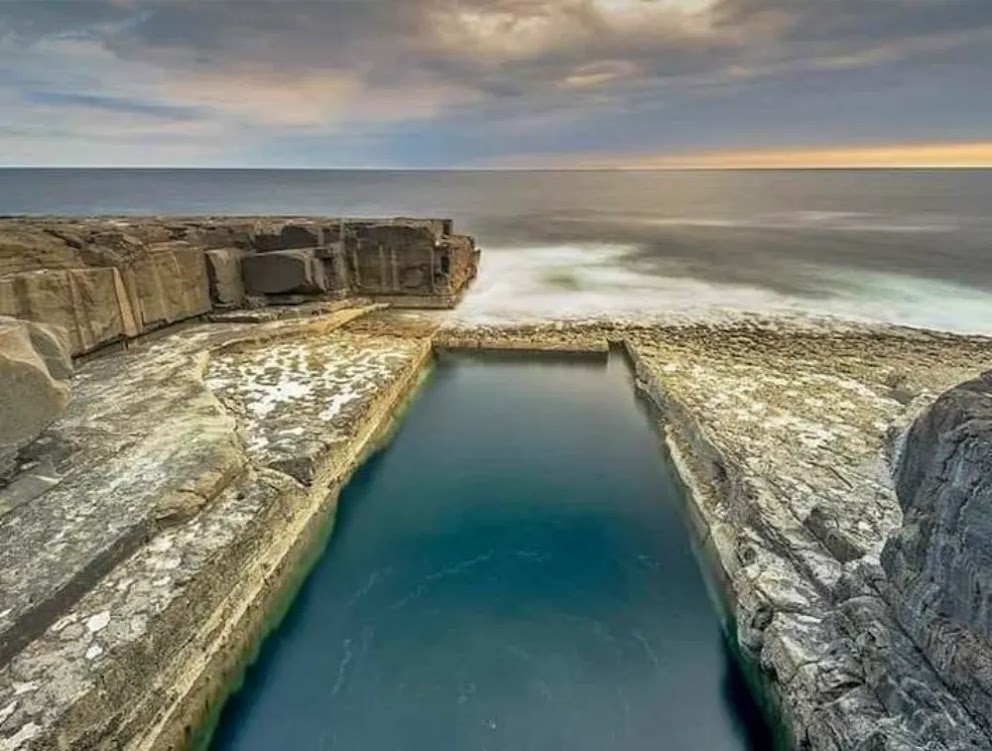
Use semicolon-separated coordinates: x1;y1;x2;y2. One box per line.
202;352;773;750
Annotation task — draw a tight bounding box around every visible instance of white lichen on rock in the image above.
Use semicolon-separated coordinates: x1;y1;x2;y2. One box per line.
205;333;424;482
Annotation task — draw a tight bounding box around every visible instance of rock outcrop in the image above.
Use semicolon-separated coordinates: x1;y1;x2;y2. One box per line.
242;248;329;296
0;310;990;751
0;305;432;750
0;317;72;477
204;248;246;309
0;217;479;355
882;370;992;739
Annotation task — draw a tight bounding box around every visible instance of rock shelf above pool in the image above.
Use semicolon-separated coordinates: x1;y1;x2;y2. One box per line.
0;216;479;356
0;297;991;749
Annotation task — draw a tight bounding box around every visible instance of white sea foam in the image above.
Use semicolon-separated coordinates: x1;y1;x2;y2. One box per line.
568;211;961;233
456;243;992;334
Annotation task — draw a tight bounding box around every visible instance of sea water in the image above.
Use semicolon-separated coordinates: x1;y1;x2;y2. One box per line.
3;168;992;332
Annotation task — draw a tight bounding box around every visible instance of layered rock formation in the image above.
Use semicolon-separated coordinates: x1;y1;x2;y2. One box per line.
882;371;992;740
0;217;479;355
0;305;431;750
1;267;990;751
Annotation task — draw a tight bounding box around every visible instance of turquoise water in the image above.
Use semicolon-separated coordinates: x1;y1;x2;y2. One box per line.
208;353;772;750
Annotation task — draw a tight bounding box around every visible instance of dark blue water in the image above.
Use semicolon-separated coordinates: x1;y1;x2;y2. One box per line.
3;168;992;330
208;353;772;751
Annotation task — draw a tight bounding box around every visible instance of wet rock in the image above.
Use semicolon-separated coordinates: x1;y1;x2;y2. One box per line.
0;317;72;477
242;248;328;295
882;370;992;738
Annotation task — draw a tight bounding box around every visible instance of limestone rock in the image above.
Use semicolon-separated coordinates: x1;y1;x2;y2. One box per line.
242;248;328;295
0;317;72;476
0;268;139;355
882;370;992;738
121;245;212;330
250;221;322;252
205;248;246;308
0;227;80;276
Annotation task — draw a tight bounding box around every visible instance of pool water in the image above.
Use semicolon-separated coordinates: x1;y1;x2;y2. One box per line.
208;352;772;751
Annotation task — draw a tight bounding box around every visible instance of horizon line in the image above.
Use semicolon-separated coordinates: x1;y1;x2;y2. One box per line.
3;165;992;171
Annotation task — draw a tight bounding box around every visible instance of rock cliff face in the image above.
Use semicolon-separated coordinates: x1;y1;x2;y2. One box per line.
0;317;72;478
0;217;479;355
882;371;992;739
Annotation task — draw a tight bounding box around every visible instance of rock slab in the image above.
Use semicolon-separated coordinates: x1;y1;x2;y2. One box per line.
0;317;72;477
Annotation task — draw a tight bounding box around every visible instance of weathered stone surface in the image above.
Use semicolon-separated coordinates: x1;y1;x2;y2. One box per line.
0;268;139;355
349;223;435;295
882;371;992;739
250;220;322;252
206;326;428;484
0;228;79;276
0;318;72;477
205;248;246;308
121;244;212;330
242;248;327;295
0;306;431;751
0;216;479;347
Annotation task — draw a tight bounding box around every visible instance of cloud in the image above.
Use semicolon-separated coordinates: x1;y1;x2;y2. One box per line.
0;0;990;165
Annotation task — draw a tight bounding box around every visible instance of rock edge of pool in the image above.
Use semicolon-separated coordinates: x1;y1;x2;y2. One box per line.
1;216;991;751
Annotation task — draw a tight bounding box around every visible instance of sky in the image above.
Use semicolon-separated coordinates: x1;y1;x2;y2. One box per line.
1;0;991;168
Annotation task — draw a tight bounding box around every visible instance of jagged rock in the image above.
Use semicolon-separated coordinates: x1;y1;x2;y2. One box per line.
881;370;992;739
0;317;72;476
205;248;246;308
242;248;328;295
0;268;139;355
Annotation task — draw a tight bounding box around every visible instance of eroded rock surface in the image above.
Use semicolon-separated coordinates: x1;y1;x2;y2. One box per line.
1;306;990;751
0;317;72;478
883;371;992;740
620;323;992;751
0;304;431;750
0;217;479;355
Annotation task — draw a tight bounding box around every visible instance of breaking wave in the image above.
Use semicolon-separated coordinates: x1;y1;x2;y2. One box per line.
457;243;992;334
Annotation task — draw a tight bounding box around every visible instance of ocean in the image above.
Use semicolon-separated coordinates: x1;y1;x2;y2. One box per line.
2;168;991;332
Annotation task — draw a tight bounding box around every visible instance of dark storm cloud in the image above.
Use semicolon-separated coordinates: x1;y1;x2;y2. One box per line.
1;0;990;165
